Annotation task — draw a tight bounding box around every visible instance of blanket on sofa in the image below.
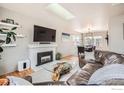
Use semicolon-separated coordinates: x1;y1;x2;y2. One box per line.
88;64;124;85
52;62;72;81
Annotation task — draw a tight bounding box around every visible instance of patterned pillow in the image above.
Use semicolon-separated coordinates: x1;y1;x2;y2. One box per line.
104;54;121;66
94;51;103;62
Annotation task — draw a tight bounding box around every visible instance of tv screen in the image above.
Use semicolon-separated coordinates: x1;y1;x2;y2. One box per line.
33;25;56;42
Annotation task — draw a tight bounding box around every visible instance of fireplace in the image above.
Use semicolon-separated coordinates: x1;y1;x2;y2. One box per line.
28;44;57;68
37;51;53;66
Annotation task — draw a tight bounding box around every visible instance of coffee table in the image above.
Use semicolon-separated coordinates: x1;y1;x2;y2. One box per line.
31;60;80;84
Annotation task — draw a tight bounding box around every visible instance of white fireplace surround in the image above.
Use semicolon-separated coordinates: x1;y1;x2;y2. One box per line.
28;44;57;68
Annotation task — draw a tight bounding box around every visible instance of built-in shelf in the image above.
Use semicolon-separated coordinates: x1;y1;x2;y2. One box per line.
0;22;21;28
0;34;24;38
0;22;23;47
1;43;16;47
16;34;24;38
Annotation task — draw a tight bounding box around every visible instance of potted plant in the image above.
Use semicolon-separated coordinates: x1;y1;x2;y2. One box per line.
56;52;62;60
0;39;5;52
0;27;17;44
0;39;5;60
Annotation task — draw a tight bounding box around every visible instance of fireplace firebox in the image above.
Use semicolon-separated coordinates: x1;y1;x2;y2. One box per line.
37;51;53;66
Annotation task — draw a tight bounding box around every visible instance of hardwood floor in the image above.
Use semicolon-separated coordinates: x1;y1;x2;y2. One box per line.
61;55;78;62
0;68;33;78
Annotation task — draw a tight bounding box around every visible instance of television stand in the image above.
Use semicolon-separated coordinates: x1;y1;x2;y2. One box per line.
39;42;51;44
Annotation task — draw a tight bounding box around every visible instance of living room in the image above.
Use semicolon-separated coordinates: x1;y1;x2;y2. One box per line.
0;2;124;89
0;3;84;84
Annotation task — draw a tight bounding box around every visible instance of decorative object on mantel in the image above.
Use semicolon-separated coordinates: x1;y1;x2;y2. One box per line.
52;62;72;81
6;18;14;24
56;52;62;60
0;27;17;44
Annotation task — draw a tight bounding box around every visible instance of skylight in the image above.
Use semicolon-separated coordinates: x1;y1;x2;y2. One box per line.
46;4;75;20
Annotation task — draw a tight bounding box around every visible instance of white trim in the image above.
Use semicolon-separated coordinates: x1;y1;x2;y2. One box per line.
0;22;21;28
1;43;16;47
28;44;57;48
0;34;24;38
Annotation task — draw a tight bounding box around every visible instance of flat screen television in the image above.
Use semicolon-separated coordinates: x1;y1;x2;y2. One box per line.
33;25;56;42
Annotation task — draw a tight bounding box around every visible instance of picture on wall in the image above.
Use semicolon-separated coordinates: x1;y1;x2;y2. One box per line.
61;32;70;42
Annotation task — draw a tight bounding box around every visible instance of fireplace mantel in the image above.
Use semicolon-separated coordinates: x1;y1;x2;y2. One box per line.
28;44;57;69
28;44;57;48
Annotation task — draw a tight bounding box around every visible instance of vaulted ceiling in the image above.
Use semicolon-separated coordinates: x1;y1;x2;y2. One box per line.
0;3;124;33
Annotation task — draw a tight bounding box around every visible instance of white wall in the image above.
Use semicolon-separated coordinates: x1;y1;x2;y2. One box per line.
109;14;124;54
0;7;81;75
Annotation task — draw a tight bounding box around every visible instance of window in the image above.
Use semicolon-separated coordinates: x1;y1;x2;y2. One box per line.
71;35;82;45
84;36;102;47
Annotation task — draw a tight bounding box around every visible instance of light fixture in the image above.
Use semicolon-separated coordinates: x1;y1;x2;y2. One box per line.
46;3;75;20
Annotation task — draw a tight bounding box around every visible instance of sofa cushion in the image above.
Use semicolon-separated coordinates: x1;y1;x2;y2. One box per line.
67;62;102;85
94;50;124;65
94;50;109;64
88;64;124;85
100;78;124;85
94;50;103;62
